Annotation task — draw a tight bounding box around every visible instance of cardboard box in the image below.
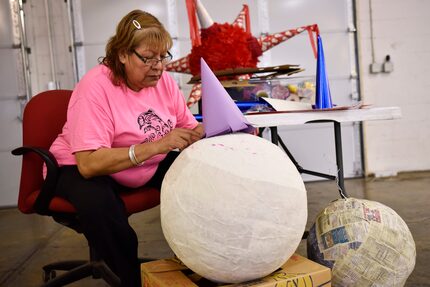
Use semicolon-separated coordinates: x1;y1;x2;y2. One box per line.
141;254;331;287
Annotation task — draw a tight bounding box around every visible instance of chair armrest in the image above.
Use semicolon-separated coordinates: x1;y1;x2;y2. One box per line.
12;146;59;215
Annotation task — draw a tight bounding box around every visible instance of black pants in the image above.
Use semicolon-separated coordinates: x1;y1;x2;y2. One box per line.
54;151;179;287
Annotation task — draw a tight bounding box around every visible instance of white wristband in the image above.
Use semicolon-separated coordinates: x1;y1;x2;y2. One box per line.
129;144;144;166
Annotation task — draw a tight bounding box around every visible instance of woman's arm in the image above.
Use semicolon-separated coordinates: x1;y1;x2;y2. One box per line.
75;127;202;178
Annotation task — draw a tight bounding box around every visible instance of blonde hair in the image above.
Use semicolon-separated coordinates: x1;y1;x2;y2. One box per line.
101;10;173;86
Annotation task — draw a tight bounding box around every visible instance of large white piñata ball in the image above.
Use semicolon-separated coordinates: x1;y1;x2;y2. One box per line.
161;133;307;283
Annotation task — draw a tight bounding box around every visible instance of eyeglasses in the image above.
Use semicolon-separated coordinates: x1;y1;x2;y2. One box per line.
133;50;173;66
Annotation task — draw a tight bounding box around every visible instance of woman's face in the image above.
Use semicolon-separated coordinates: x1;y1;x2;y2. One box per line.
120;46;168;91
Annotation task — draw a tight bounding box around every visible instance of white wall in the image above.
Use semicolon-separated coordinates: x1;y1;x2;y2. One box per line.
357;0;430;176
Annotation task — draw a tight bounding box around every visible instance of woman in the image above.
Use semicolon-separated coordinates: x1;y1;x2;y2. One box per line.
48;10;203;286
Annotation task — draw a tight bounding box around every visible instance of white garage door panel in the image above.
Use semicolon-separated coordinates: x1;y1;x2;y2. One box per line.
83;44;106;72
0;99;22;149
268;0;348;31
80;0;169;42
269;33;353;79
0;152;21;207
0;49;20;97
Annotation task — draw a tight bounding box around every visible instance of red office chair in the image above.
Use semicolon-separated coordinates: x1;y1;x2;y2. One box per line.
12;90;161;286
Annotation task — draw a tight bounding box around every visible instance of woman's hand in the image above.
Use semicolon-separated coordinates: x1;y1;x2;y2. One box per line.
193;123;205;139
155;127;202;154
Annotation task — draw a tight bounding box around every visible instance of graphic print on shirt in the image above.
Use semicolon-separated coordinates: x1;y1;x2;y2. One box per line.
137;109;173;143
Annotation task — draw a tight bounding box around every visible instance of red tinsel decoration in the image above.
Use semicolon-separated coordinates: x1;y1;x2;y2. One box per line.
188;23;263;76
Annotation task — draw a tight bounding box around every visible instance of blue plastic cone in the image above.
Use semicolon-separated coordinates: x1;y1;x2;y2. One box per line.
315;35;333;109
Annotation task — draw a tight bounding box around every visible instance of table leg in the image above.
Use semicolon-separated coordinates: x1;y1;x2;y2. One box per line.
269;123;348;198
334;122;348;198
270;127;279;145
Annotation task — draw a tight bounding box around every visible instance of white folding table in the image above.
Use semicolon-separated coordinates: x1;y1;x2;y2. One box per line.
245;107;402;198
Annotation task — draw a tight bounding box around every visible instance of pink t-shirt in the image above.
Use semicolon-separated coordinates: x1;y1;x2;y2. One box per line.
49;64;198;187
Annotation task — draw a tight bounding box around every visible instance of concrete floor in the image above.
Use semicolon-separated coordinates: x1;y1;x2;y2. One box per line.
0;172;429;286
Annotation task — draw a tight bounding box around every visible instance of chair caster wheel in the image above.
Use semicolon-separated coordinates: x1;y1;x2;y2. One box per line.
43;270;56;282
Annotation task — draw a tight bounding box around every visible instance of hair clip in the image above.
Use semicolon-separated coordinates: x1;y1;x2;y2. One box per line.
132;20;141;30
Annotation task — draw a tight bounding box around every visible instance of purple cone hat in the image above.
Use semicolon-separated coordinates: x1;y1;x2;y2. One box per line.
315;35;333;109
201;58;255;138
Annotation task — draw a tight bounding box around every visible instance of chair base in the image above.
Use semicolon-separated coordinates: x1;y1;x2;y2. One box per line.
42;259;121;287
